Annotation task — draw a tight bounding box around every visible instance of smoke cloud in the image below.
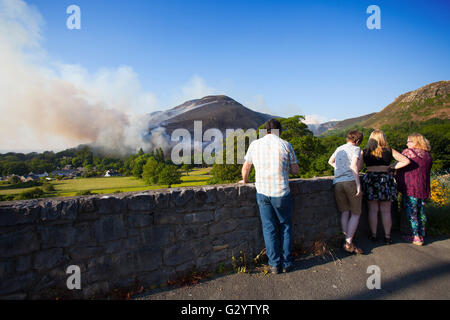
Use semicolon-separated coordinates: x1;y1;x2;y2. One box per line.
0;0;170;156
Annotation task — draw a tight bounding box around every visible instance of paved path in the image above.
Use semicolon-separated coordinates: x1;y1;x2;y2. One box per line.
136;233;450;300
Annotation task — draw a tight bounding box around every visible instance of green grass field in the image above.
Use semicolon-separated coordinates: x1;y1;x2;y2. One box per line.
0;167;212;200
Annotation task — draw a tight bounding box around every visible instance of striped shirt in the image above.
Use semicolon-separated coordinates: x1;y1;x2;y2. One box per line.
244;134;298;197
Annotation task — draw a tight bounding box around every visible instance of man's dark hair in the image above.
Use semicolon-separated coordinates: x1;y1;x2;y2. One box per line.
346;130;363;145
265;119;282;134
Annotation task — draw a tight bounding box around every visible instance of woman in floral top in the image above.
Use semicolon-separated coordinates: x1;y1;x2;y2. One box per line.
396;133;433;246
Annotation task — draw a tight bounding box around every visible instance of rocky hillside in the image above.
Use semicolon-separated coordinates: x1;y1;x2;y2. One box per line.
319;80;450;135
361;80;450;128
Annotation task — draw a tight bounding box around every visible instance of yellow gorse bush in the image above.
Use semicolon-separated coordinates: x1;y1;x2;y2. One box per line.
430;178;449;207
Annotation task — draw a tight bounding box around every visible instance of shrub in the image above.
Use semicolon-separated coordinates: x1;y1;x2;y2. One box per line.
76;190;96;196
15;187;44;200
430;174;449;207
42;182;55;192
0;194;16;202
8;175;21;185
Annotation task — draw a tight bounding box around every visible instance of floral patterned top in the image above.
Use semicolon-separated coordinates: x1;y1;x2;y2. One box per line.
396;148;432;199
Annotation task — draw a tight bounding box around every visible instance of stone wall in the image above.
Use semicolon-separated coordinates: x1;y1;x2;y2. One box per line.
0;177;397;299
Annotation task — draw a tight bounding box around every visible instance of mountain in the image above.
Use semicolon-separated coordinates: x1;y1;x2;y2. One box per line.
146;96;225;130
318;80;450;136
360;80;450;128
152;95;276;135
309;113;376;135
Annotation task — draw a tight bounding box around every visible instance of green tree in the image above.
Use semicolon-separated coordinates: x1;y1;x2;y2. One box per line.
181;163;192;175
132;154;152;178
142;157;164;184
8;175;20;184
158;164;182;188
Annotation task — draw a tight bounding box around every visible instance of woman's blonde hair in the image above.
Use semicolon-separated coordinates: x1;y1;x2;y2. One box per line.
408;133;431;151
368;130;389;158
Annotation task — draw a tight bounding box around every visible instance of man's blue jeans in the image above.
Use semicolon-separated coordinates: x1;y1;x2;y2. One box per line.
256;192;294;269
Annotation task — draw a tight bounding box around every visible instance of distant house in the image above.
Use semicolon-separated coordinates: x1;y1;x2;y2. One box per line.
19;174;40;182
37;172;49;178
105;169;120;177
50;169;79;178
77;167;88;174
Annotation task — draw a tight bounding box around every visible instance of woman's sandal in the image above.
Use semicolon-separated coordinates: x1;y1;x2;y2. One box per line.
412;236;424;246
384;236;393;245
343;242;364;254
368;235;377;242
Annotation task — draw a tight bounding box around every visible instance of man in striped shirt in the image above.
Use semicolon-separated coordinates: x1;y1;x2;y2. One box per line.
240;119;299;274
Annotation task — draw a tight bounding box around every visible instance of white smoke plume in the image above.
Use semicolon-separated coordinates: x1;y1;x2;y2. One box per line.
0;0;170;156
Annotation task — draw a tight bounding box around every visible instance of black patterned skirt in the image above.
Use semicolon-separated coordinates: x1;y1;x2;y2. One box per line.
362;172;397;201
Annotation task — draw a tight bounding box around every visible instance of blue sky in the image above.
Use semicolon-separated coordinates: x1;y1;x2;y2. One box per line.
31;0;450;121
1;0;449;153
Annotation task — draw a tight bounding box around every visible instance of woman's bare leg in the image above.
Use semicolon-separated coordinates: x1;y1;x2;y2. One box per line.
380;201;392;238
341;211;350;236
368;200;379;237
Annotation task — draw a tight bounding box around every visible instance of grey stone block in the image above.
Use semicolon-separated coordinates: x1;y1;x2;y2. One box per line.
194;190;208;205
216;186;238;203
86;255;114;283
164;242;200;267
138;225;171;247
203;187;217;203
0;202;39;227
172;189;195;207
94;215;127;242
73;222;96;245
82;281;110;299
94;197;126;215
34;248;67;270
209;220;238;236
69;247;104;260
0;272;36;295
79;197;96;213
16;255;32;274
235;217;259;231
154;212;184;225
128;213;154;228
0;227;39;258
237;184;253;199
184;211;214;224
154;192;170;209
40;199;78;221
222;230;253;247
112;247;162;276
40;224;77;249
104;237;141;254
0;260;15;281
176;224;209;241
127;194;155;212
232;206;257;218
